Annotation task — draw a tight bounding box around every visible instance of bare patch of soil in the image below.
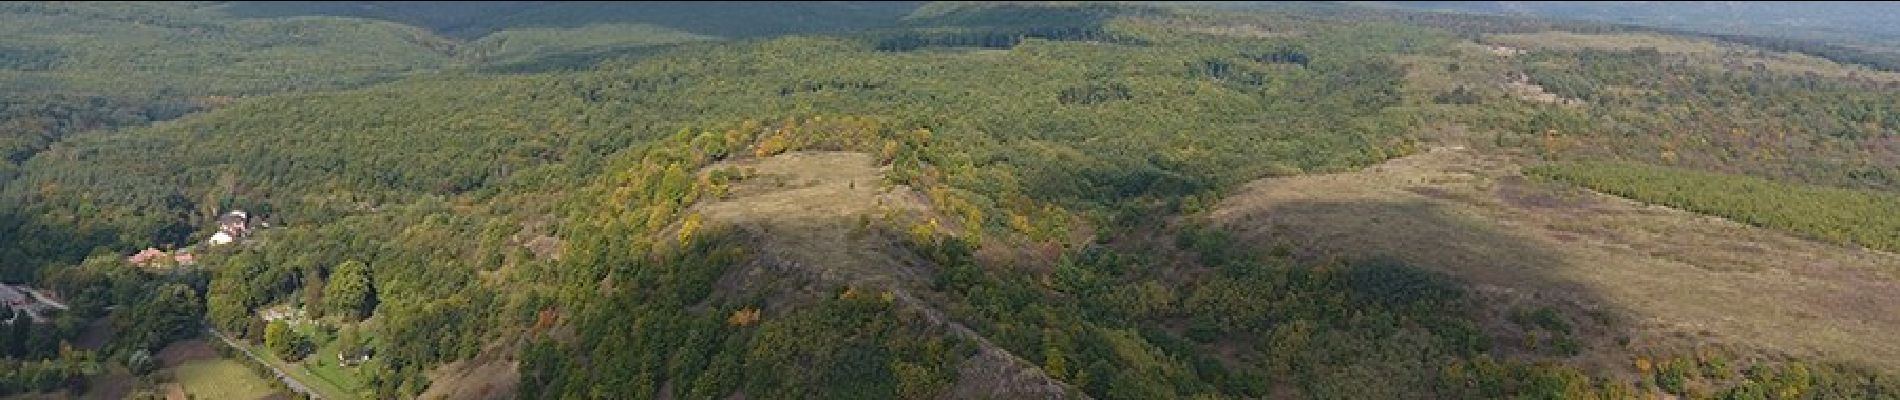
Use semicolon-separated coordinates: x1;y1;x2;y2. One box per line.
157;340;218;367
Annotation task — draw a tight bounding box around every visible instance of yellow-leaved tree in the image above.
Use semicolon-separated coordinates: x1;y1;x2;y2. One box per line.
679;212;704;246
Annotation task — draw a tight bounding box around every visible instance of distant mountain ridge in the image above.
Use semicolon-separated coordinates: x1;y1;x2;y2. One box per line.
215;1;927;39
1365;1;1900;41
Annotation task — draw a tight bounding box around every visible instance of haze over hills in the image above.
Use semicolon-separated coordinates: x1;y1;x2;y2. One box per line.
1363;1;1900;68
1;1;1898;399
217;1;927;39
1371;1;1900;40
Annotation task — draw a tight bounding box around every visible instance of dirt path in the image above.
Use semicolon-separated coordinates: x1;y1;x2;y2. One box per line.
887;289;1081;399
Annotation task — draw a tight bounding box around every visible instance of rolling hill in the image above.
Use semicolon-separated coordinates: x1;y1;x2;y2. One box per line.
2;2;1898;399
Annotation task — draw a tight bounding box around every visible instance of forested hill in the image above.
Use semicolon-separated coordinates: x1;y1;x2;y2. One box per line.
3;1;1900;399
1363;1;1900;71
0;1;916;205
1373;1;1900;41
215;1;927;39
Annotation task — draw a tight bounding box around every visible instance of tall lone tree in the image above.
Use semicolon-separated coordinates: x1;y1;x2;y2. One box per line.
264;320;309;361
323;260;375;320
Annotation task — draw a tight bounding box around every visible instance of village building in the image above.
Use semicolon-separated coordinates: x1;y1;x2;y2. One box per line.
129;247;169;266
128;247;197;267
338;347;374;366
209;231;235;245
210;210;252;246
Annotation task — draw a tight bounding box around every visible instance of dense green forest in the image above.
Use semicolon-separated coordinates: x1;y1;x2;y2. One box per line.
216;1;926;40
1529;162;1900;253
1379;1;1900;71
1508;46;1900;191
4;1;1900;399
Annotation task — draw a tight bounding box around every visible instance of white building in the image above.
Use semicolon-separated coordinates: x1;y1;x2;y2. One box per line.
208;210;250;246
209;231;235;246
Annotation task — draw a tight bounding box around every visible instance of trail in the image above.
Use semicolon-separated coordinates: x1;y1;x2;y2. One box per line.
888;289;1085;399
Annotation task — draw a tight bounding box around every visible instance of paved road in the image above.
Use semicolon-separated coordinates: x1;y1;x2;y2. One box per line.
20;286;67;310
207;327;322;399
1;283;67;323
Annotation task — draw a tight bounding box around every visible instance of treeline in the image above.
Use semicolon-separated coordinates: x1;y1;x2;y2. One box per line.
1688;30;1900;72
0;92;201;185
219;1;924;40
1528;161;1900;253
1507;46;1900;192
871;26;1137;52
873;2;1156;51
0;355;97;395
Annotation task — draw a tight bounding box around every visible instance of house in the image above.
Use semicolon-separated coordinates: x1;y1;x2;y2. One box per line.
210;210;251;246
129;248;196;268
338;347;374;366
218;210;249;235
208;231;235;246
129;248;169;266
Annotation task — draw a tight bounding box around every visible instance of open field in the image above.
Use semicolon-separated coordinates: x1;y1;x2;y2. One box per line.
691;151;936;292
155;340;284;400
173;359;279;400
1209;147;1900;372
171;360;282;400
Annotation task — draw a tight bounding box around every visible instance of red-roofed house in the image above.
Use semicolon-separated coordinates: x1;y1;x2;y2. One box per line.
128;248;168;266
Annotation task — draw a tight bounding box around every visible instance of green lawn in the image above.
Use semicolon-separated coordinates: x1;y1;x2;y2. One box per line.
173;358;282;400
302;336;378;397
242;340;369;400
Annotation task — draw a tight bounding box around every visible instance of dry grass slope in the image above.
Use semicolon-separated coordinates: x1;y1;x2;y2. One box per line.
693;151;936;293
684;151;1083;399
1209;147;1900;373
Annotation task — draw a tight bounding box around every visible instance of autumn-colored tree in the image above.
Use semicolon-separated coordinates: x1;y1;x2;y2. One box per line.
678;212;704;246
265;320;310;361
727;307;760;327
